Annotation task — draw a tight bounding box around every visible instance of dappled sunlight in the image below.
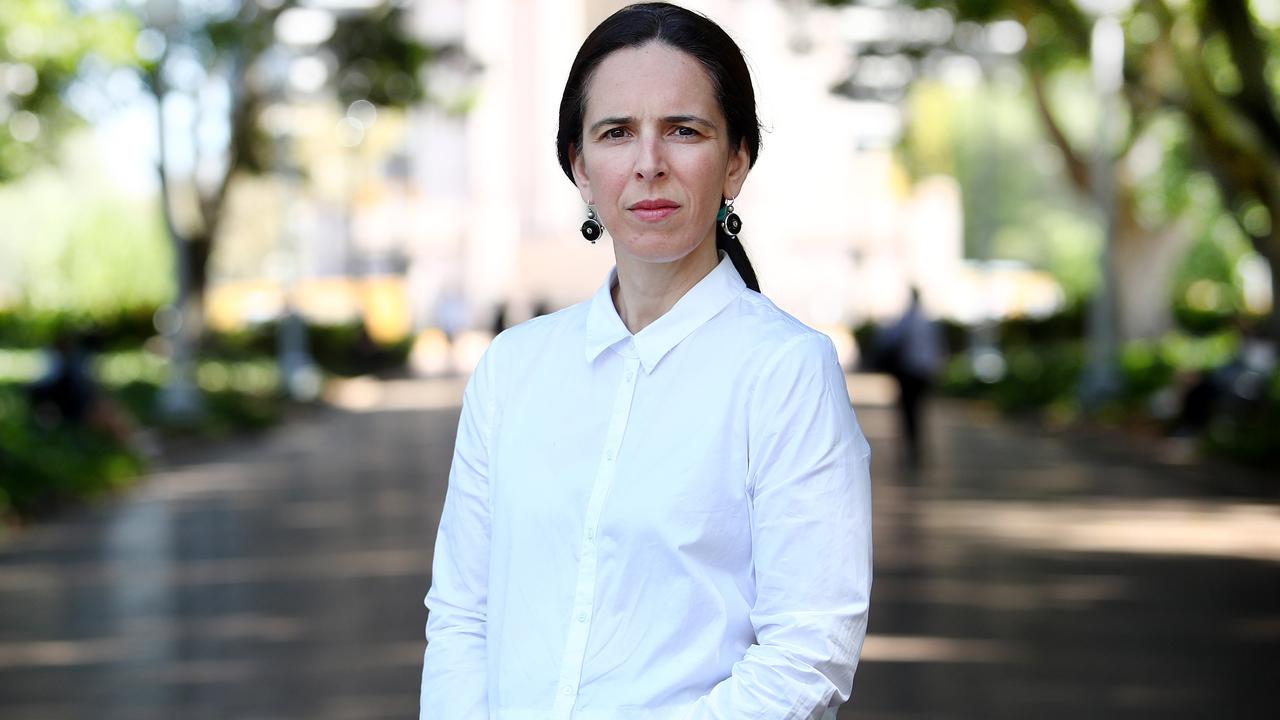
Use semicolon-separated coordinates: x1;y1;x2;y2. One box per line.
0;637;135;669
921;498;1280;562
142;462;294;500
323;375;466;412
320;370;895;412
872;575;1130;612
846;372;899;407
861;634;1017;663
162;548;428;586
277;498;360;530
1;545;429;596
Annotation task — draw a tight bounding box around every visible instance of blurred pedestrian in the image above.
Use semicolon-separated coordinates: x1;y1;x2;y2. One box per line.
434;286;468;343
27;330;138;449
27;330;96;428
489;301;509;337
420;5;872;720
1171;320;1277;437
876;287;944;466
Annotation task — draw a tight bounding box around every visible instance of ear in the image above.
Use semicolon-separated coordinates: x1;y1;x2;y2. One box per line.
570;144;592;204
722;139;750;200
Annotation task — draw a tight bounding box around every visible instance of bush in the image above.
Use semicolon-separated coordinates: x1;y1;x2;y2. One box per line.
0;385;142;520
1201;369;1280;467
1;361;288;523
306;322;412;377
112;380;283;438
987;343;1085;414
1118;342;1176;405
0;306;159;351
203;320;412;377
0;310;413;378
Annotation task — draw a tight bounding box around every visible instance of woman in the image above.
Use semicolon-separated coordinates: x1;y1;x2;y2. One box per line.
421;4;872;719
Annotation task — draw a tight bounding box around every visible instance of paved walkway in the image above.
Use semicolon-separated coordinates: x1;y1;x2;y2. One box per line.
0;376;1276;719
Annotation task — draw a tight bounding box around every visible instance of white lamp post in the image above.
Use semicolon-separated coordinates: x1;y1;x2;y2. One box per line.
1076;0;1132;407
967;20;1026;384
269;8;334;402
147;0;207;422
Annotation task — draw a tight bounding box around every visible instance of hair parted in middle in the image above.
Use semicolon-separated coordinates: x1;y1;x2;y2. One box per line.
554;2;763;292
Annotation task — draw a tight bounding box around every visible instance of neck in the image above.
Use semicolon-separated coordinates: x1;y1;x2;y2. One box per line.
612;240;719;334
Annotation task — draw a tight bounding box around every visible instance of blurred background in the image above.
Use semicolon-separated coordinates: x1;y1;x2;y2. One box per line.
0;0;1277;718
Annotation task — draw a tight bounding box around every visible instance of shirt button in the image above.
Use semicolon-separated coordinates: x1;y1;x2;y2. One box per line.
561;685;573;695
577;612;588;622
625;371;634;382
605;450;614;461
586;527;595;539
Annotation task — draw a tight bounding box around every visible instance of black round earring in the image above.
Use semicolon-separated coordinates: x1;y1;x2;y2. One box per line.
581;205;603;243
720;197;742;237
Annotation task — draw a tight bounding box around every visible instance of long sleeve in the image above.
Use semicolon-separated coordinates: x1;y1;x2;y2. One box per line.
420;344;499;720
684;333;873;720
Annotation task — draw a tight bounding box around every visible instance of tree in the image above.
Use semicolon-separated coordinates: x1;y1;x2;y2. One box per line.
819;0;1280;342
135;0;466;414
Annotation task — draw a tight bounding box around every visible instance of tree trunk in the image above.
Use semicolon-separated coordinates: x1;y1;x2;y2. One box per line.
1265;187;1280;343
1268;251;1280;342
186;233;213;311
157;230;210;422
1112;222;1193;341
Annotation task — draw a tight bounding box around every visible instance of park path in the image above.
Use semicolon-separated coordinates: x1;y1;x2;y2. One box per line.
0;375;1276;720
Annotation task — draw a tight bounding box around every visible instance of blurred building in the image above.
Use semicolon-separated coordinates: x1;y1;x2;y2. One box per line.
209;0;1061;355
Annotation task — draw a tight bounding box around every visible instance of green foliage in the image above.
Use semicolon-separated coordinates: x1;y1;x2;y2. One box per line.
1170;217;1256;334
0;136;174;315
825;0;1280;341
0;353;287;522
308;322;412;376
901;79;1103;301
328;5;442;108
203;319;412;377
1115;330;1238;408
1129;114;1201;226
0;0;139;181
1201;366;1280;467
0;306;157;350
1117;340;1175;401
111;379;281;438
934;316;1273;464
940;340;1085;413
177;2;452;185
0;384;141;520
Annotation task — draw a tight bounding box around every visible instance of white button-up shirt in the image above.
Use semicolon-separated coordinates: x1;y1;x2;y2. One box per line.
421;255;872;720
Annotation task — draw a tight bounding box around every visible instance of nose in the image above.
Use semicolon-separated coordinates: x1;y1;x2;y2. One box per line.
633;134;667;180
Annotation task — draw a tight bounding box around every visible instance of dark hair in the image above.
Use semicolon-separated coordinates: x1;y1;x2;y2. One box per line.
555;2;762;292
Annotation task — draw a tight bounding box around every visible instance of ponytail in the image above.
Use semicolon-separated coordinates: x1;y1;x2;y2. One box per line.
716;226;759;293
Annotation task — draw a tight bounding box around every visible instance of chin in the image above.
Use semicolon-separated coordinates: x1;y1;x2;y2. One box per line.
614;231;710;265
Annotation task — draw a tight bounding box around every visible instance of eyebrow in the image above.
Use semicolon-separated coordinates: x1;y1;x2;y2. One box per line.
588;114;718;135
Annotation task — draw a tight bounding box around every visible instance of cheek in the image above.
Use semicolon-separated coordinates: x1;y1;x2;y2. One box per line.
584;155;627;198
679;147;729;183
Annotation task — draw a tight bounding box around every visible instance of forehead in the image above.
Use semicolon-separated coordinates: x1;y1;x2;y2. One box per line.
584;42;721;120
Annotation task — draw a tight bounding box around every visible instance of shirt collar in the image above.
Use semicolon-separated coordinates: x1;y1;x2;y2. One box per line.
585;253;747;373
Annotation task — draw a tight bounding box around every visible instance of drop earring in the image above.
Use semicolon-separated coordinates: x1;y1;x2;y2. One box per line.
581;205;603;244
718;197;742;237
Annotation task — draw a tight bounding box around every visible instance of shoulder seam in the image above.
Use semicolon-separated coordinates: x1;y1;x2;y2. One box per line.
744;330;827;408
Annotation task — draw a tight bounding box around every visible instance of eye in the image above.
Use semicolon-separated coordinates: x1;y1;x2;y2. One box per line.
604;127;629;139
673;126;699;137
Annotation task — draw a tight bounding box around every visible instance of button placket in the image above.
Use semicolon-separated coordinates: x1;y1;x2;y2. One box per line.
550;357;641;717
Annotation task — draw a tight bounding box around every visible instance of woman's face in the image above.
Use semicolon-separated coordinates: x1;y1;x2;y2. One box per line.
571;42;749;267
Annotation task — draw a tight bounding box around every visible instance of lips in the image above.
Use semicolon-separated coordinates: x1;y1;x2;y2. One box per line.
628;198;681;222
